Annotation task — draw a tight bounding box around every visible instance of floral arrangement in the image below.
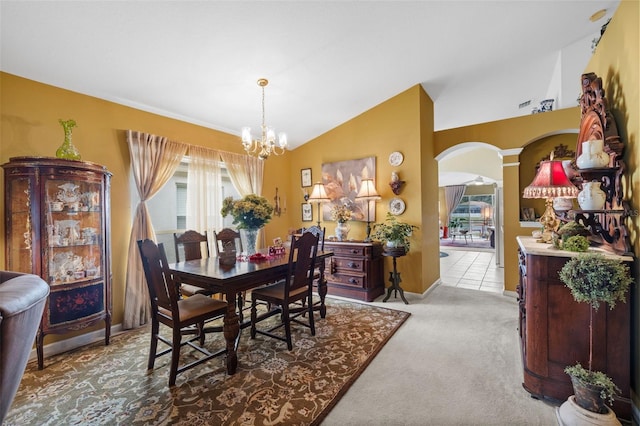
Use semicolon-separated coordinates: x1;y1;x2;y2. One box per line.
330;204;352;223
221;194;274;229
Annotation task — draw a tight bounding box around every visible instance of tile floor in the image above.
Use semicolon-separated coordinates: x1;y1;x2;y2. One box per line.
439;247;504;293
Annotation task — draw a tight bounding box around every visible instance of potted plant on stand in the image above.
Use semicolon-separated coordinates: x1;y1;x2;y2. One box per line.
371;213;418;253
556;252;633;426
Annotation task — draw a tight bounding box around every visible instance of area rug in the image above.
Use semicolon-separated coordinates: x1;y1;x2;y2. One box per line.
5;299;409;426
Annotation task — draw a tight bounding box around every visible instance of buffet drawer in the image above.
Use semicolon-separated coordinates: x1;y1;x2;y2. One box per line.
328;245;367;257
331;257;365;272
327;273;366;289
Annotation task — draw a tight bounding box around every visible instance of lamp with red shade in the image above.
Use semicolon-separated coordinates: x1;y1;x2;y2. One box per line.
523;158;579;243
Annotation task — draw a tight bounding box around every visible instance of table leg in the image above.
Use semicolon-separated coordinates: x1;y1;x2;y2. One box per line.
223;290;240;375
382;256;409;305
317;260;327;318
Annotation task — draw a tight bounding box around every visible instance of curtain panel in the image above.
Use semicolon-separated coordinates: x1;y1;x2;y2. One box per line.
444;185;467;225
123;130;187;329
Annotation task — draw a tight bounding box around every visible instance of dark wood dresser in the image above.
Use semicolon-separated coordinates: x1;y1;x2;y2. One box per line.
516;236;632;420
323;241;384;302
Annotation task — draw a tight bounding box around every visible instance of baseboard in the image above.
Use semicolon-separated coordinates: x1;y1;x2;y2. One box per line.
503;289;518;298
30;324;125;362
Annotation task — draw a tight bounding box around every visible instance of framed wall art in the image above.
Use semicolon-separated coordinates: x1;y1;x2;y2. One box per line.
321;156;376;222
301;168;312;188
301;203;313;222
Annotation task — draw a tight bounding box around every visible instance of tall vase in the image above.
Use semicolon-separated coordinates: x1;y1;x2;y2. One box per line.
56;119;81;160
242;227;260;256
335;222;350;241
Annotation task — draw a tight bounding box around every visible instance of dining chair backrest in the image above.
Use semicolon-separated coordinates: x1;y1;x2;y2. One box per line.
138;239;180;318
286;231;319;297
173;230;209;262
301;225;325;251
213;228;243;256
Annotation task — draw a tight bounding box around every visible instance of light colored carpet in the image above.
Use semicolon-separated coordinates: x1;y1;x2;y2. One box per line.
322;284;558;425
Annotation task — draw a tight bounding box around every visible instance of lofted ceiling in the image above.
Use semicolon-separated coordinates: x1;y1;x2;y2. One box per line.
1;1;618;150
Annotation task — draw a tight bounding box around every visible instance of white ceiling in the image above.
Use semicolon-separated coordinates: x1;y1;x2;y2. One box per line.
1;1;618;150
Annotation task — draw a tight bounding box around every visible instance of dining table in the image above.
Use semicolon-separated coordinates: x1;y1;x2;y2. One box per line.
169;249;333;375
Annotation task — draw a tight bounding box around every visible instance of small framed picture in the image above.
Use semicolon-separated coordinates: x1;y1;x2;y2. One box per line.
301;168;312;188
302;203;313;222
521;207;535;221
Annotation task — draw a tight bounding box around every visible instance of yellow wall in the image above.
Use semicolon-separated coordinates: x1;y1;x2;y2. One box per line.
584;0;639;411
288;85;440;294
0;72;292;341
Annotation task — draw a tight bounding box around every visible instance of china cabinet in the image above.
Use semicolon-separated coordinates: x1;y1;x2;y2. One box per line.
3;157;112;369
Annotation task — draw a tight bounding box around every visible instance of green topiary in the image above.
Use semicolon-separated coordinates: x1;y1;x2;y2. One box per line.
562;235;590;252
559;252;632;311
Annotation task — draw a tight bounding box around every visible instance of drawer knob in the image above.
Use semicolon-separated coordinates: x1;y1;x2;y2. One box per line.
348;278;358;284
350;249;359;253
347;262;358;268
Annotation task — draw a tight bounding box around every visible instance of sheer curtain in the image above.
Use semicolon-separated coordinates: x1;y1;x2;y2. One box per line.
219;151;265;246
185;146;223;253
123;130;187;329
444;185;467;225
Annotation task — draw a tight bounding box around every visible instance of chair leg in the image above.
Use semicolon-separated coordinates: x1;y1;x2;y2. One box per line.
307;295;315;336
250;297;258;339
197;322;205;346
169;327;182;387
283;304;293;350
237;292;244;323
148;318;160;370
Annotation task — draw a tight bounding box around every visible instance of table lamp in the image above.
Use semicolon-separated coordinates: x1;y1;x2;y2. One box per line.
355;178;381;242
307;182;330;227
523;159;578;243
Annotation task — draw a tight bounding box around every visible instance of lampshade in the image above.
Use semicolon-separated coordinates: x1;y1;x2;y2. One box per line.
523;160;579;199
355;178;381;200
307;182;329;203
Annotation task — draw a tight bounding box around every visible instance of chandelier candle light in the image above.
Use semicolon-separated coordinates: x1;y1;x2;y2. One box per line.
355;178;381;242
307;182;330;227
523;158;579;243
241;78;287;160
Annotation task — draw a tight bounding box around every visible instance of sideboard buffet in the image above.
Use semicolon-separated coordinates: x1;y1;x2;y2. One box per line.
323;240;384;302
3;157;112;369
517;236;632;420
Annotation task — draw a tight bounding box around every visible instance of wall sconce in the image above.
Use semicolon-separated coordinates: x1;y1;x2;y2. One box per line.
273;187;285;216
389;172;405;195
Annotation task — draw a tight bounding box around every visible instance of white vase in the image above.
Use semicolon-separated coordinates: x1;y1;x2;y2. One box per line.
577;181;606;210
335;222;350;241
576;140;609;169
241;227;260;255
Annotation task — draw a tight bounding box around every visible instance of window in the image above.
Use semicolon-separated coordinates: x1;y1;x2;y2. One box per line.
451;194;494;237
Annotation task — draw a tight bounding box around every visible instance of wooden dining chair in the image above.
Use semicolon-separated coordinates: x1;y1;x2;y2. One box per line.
212;228;243;256
250;231;319;350
173;230;216;297
137;239;227;387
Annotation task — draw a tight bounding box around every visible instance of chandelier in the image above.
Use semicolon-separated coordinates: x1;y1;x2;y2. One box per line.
241;78;287;160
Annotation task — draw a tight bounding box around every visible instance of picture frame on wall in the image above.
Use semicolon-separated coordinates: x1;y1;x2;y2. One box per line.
302;203;313;222
521;207;535;221
301;168;312;188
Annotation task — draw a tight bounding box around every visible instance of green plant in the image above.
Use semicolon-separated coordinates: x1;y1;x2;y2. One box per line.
559;253;632;311
561;235;589;252
448;217;466;230
372;213;418;252
221;194;274;229
557;221;590;239
564;363;620;406
559;253;632;410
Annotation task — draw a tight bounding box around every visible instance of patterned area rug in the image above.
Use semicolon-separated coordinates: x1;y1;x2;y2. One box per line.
5;299;409;426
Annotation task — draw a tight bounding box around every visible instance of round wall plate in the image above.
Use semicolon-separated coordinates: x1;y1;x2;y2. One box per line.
388;151;404;166
389;197;406;215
